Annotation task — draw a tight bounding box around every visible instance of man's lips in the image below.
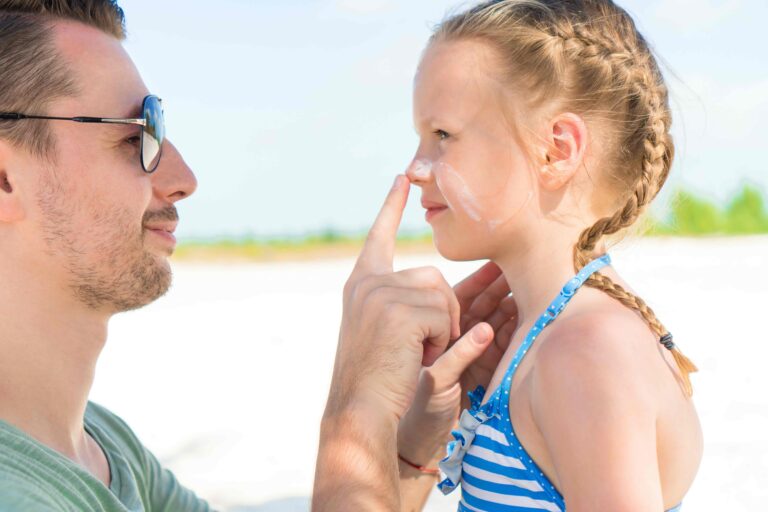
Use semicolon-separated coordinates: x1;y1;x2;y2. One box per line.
144;222;177;233
144;222;178;244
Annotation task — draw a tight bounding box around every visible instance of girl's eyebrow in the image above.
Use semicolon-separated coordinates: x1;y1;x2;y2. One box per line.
415;115;454;128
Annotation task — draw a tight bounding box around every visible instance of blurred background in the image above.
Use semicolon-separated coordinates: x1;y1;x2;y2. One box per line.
122;0;768;244
90;1;767;510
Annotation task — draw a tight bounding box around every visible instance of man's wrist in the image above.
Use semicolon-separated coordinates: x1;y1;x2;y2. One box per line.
397;424;451;471
397;452;441;477
315;395;402;511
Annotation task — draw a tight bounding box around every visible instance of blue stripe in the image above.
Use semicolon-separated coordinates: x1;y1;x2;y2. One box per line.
462;490;561;512
472;432;514;454
462;471;553;501
463;453;532;480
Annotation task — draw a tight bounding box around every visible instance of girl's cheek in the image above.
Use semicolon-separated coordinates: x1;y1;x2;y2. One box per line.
433;160;534;230
433;162;483;221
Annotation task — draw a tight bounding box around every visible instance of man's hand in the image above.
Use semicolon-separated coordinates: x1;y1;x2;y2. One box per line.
326;174;467;422
314;175;499;512
397;262;517;473
454;262;518;411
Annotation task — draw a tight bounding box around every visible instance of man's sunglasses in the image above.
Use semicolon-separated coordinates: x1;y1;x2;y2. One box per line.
0;94;164;173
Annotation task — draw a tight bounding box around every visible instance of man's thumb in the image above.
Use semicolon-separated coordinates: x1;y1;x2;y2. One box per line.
431;323;494;385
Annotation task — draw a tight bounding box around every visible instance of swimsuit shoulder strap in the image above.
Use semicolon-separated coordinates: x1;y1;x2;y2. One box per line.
499;254;612;391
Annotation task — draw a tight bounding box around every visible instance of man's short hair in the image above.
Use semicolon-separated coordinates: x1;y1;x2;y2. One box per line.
0;1;126;160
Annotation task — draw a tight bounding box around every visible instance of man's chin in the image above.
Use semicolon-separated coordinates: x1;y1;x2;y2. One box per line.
101;254;173;313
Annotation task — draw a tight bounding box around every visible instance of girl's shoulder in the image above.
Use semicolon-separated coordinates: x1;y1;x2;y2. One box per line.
530;297;663;411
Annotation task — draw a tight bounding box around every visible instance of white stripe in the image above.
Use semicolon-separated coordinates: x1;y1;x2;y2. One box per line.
460;498;484;512
476;423;510;446
467;444;525;470
462;481;563;512
463;462;544;492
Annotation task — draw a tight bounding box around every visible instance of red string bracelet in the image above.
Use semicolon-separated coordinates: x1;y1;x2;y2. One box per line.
398;453;440;476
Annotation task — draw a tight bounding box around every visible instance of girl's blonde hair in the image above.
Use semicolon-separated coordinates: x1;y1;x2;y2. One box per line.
432;0;697;395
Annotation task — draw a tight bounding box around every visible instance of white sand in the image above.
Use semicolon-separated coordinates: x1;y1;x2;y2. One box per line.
89;236;768;511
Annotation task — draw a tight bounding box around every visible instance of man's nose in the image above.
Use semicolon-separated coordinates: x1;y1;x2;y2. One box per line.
150;139;197;203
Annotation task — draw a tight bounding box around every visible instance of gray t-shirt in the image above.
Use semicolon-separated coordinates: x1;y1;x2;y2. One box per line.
0;401;213;511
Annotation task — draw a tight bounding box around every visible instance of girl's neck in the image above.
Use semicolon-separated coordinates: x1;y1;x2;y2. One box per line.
492;222;606;330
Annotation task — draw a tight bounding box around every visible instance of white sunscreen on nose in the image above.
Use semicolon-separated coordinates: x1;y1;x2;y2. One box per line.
411;159;433;180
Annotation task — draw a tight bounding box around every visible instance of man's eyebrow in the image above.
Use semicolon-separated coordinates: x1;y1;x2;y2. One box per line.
114;106;143;119
105;98;145;120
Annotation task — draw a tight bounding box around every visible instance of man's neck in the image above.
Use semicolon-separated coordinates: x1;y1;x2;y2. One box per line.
0;270;109;462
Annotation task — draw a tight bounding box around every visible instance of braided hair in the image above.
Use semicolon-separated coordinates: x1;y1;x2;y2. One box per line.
432;0;698;395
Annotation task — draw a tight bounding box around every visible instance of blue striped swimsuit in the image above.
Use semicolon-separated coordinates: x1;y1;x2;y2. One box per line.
437;254;682;512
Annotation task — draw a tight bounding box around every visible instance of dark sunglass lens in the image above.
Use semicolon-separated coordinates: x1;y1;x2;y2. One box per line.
142;96;164;172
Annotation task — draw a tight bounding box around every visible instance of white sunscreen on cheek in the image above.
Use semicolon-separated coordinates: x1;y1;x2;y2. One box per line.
433;161;534;231
411;158;532;230
432;162;483;222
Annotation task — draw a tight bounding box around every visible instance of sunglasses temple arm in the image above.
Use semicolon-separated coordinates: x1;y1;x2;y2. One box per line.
74;117;146;126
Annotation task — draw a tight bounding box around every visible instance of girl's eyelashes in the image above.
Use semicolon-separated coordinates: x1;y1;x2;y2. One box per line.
434;129;450;141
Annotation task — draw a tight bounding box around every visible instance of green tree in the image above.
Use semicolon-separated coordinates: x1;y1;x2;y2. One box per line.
723;184;768;234
667;189;723;235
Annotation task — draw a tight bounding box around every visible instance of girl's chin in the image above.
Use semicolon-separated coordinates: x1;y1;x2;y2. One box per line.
432;232;489;262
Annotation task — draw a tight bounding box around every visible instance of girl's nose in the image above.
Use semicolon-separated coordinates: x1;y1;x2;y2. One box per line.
405;159;434;186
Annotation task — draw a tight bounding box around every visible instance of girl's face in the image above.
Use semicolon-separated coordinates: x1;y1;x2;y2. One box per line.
408;40;539;261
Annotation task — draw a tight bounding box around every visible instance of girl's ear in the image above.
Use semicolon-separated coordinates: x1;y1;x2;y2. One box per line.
538;113;589;191
0;142;26;223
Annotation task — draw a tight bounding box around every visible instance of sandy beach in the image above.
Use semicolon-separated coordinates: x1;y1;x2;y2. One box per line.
89;236;768;511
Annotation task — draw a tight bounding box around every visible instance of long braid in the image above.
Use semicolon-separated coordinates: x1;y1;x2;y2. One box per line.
559;7;698;396
434;0;698;396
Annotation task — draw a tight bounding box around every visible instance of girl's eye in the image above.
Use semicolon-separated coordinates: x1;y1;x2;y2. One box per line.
434;129;450;141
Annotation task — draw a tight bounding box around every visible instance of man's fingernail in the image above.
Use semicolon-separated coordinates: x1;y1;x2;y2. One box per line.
472;324;492;344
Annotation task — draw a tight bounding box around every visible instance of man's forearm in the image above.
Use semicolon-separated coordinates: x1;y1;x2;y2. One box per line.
312;403;401;511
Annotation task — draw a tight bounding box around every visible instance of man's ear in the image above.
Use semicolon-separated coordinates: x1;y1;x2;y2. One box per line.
0;141;26;223
538;113;589;191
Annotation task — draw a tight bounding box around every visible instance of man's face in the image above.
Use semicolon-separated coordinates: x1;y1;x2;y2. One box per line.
13;20;197;313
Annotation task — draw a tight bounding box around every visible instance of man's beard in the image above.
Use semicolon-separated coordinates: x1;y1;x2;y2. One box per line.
68;227;173;312
37;178;174;313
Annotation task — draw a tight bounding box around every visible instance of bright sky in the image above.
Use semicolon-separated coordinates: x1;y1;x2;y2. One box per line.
120;0;767;239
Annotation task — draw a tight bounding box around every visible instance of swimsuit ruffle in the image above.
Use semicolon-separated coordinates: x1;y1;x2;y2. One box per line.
437;385;497;494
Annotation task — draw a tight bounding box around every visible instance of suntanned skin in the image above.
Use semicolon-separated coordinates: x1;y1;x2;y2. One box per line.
0;18;516;510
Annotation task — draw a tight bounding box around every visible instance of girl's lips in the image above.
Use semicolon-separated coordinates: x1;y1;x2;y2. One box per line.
425;206;448;222
421;199;447;209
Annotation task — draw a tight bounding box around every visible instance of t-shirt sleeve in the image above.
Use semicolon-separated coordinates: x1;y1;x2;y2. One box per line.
86;402;216;512
141;447;214;512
